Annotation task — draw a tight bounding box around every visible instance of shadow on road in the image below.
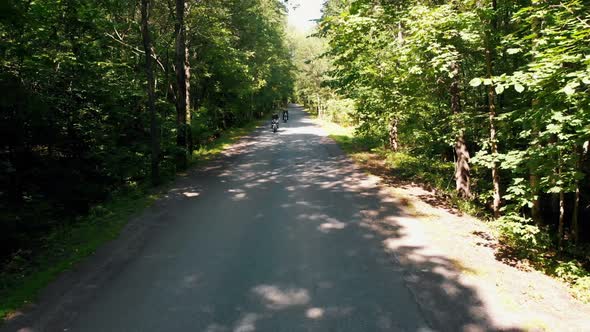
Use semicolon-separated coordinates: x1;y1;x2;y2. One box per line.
159;105;523;332
3;105;523;332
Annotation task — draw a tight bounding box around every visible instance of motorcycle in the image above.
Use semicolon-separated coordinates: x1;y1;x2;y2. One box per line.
271;118;279;133
282;110;289;122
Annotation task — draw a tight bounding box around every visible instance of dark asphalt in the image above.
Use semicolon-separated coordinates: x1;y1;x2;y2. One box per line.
4;105;504;331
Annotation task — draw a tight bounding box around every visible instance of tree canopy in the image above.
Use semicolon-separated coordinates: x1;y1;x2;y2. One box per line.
288;0;590;295
0;0;294;262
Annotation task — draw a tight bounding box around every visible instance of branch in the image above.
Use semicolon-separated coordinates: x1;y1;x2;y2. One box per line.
105;31;166;72
559;2;590;29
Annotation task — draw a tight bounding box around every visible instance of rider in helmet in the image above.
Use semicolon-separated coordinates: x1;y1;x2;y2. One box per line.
271;112;279;129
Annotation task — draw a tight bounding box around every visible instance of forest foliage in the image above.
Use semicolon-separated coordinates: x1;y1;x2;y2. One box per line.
291;0;590;298
0;0;293;268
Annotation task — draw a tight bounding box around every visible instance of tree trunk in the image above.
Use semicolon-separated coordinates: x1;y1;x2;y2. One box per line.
530;171;541;224
140;0;160;185
185;23;192;153
529;123;543;226
8;145;24;207
389;117;398;152
489;109;501;217
558;190;565;249
530;108;541;224
175;0;189;170
486;0;501;217
557;146;565;249
572;181;580;244
248;92;254;121
450;62;472;198
530;15;542;225
317;94;322;119
572;141;587;244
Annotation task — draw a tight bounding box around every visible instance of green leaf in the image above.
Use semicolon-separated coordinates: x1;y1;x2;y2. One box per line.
563;85;575;95
547;123;561;134
514;84;525;93
495;85;504;94
507;48;521;55
469;78;482;87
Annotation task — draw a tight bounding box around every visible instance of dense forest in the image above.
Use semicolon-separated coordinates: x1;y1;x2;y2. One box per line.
1;0;293;264
293;0;590;295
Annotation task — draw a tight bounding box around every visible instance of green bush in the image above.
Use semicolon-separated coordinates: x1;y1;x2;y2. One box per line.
572;277;590;303
493;214;590;303
494;215;551;250
324;98;355;125
384;151;455;189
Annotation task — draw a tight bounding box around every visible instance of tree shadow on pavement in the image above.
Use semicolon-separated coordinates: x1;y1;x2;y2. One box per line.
2;106;524;332
168;106;524;332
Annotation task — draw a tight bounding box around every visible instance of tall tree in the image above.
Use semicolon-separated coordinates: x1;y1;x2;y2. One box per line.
175;0;189;170
1;0;295;266
140;0;160;184
451;61;472;198
484;0;501;217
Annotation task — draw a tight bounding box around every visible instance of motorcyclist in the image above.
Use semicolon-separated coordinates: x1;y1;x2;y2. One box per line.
271;113;279;130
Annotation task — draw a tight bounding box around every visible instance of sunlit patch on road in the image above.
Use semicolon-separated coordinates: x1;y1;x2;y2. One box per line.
318;220;347;232
305;307;324;319
227;188;247;201
233;313;260;332
252;284;310;310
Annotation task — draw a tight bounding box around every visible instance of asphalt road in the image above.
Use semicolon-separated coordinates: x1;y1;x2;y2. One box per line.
5;105;497;331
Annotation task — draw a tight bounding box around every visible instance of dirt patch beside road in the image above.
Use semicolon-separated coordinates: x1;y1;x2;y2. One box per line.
318;118;590;332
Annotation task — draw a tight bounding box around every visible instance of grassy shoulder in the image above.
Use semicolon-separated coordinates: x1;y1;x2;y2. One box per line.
321;119;590;304
0;187;157;321
191;120;261;163
0;118;263;322
324;121;480;215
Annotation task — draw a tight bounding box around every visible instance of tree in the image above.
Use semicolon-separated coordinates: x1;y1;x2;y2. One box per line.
175;0;190;170
483;0;501;216
140;0;160;184
0;0;295;265
310;0;590;252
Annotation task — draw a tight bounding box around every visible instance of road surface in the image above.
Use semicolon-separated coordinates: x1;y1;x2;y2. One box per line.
4;105;502;331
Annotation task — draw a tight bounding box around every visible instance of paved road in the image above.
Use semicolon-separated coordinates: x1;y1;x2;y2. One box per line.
5;105;499;331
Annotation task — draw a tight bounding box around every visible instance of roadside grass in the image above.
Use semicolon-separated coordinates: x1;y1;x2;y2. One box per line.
0;118;263;322
325;121;481;216
0;187;157;321
191;120;261;164
321;119;590;304
324;121;453;189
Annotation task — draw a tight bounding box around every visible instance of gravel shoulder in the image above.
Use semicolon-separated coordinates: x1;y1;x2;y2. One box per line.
316;117;590;332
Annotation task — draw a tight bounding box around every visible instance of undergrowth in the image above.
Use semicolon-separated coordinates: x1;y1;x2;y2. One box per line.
325;120;590;304
494;215;590;303
0;118;263;322
0;186;157;320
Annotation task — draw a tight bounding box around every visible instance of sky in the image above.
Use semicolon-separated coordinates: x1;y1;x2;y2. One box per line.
287;0;325;32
